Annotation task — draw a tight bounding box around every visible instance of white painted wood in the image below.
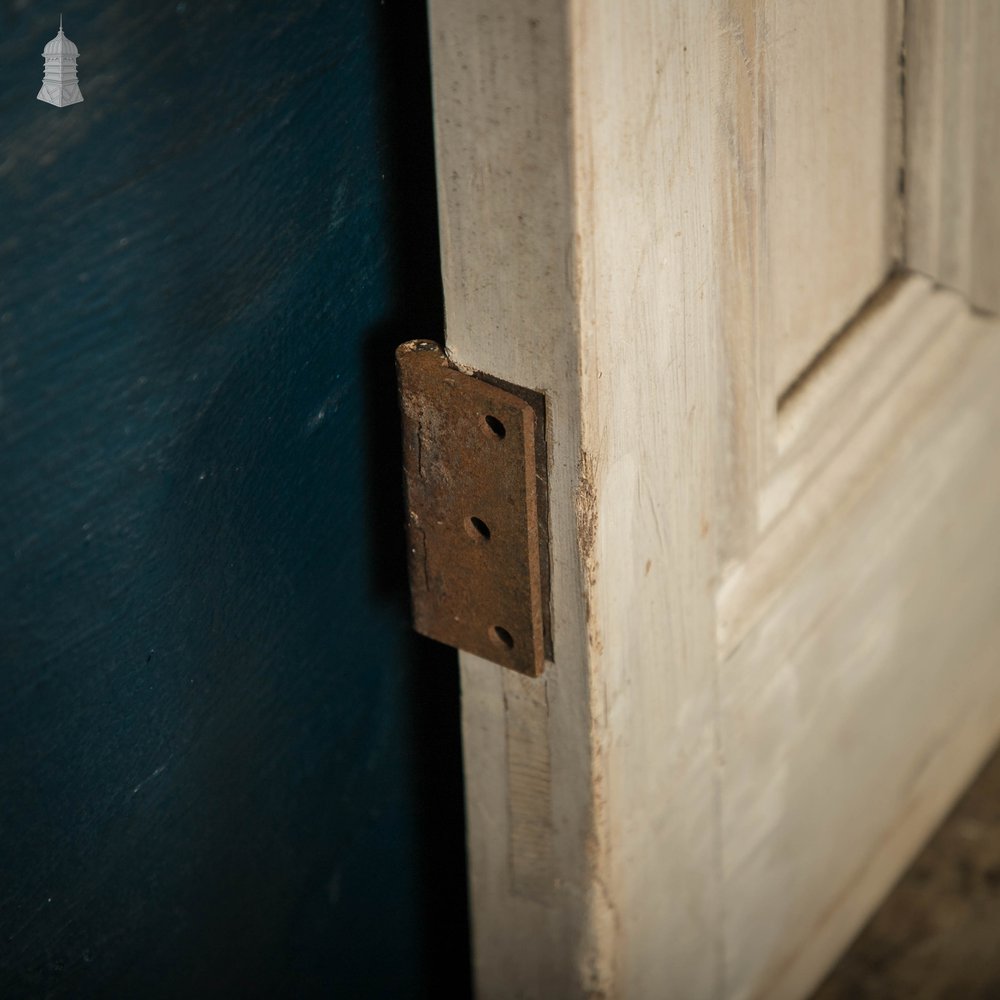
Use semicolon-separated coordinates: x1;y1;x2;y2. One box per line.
766;0;903;395
760;275;962;533
715;0;904;567
428;1;1000;997
906;0;1000;312
569;5;725;994
428;4;615;996
719;283;968;658
722;312;1000;999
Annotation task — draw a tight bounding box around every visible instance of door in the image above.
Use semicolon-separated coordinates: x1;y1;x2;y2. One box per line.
0;4;467;998
428;1;1000;997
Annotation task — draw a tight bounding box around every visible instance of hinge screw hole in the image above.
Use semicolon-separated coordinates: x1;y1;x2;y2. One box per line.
482;414;506;439
489;626;514;649
465;516;491;541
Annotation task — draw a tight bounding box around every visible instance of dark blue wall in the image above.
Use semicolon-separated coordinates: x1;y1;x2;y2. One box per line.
0;3;466;996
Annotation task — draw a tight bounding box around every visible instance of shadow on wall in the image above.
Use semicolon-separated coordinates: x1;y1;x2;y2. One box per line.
0;2;467;997
369;1;472;997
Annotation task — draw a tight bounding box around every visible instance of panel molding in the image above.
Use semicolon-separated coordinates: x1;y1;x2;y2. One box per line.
718;297;981;659
720;307;1000;998
715;0;905;570
763;272;962;530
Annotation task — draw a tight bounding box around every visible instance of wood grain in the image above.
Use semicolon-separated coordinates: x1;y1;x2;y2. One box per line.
428;2;608;995
906;0;1000;312
722;310;1000;999
715;0;904;567
766;0;904;395
429;1;1000;997
762;276;962;536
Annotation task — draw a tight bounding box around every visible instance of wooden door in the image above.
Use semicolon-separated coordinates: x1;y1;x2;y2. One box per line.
428;1;1000;997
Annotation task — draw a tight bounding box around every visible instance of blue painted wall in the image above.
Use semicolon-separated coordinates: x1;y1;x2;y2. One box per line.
0;3;466;996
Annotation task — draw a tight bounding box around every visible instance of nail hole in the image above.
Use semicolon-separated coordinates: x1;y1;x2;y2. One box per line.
489;626;514;650
482;414;506;439
465;516;491;541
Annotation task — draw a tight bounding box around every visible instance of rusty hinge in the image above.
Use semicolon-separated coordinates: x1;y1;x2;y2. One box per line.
395;340;552;676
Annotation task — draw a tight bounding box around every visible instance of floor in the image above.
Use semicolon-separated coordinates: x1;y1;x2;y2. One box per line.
814;747;1000;998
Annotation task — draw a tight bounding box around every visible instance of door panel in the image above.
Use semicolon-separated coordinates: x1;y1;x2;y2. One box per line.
906;0;1000;311
429;1;1000;997
722;309;1000;999
766;0;903;394
716;0;907;566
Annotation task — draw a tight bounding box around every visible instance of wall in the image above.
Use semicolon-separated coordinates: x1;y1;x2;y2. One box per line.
0;3;465;996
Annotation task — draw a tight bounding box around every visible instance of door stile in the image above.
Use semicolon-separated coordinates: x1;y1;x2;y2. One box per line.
428;1;616;995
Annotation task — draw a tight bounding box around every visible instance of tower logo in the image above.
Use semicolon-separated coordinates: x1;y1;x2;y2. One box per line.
38;16;84;108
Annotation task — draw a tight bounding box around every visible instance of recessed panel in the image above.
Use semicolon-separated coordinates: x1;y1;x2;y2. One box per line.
768;0;904;395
